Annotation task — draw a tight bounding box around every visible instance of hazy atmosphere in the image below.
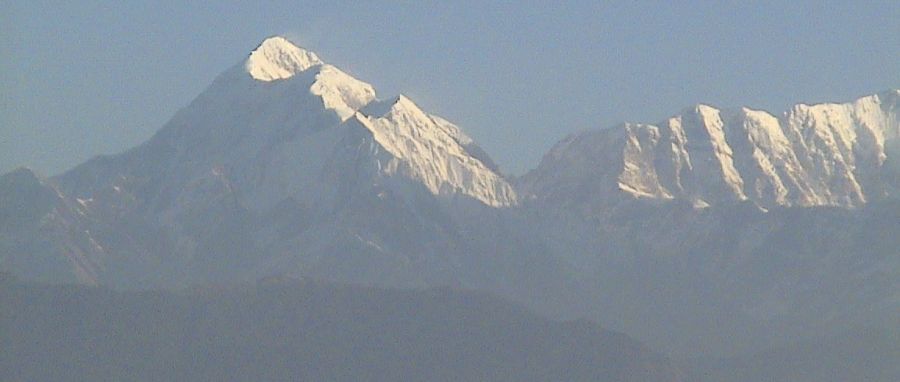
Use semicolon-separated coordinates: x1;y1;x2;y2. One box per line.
3;2;900;381
3;1;898;175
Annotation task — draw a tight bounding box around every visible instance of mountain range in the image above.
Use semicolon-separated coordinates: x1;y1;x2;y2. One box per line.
2;36;898;378
519;90;899;210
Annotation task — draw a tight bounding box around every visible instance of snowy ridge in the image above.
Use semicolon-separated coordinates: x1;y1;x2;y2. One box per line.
310;64;377;121
245;36;324;81
23;35;520;288
355;96;516;207
240;37;517;207
60;36;515;211
522;90;900;209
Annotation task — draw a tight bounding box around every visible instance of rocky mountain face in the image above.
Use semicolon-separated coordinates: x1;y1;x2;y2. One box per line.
0;168;107;285
519;91;900;211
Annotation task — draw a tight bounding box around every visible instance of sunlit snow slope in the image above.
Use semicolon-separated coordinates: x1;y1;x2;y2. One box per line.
60;36;515;210
521;90;900;209
21;36;518;288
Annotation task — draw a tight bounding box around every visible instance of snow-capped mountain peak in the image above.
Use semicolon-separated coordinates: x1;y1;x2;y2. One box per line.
58;36;516;212
245;36;324;81
22;35;523;288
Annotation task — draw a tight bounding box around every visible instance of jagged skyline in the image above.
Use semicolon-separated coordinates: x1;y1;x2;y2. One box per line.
3;2;899;176
3;33;899;374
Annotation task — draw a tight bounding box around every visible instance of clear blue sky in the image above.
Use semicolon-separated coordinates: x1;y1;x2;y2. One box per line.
2;1;898;176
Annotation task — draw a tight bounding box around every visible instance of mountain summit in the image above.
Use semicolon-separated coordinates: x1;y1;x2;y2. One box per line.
2;36;517;287
62;36;515;210
245;36;324;81
2;36;899;364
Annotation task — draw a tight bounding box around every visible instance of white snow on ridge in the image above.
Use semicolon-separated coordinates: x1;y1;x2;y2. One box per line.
246;36;324;81
692;105;748;201
355;95;517;207
243;36;515;206
159;36;516;209
523;90;900;209
430;115;475;146
310;65;376;121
